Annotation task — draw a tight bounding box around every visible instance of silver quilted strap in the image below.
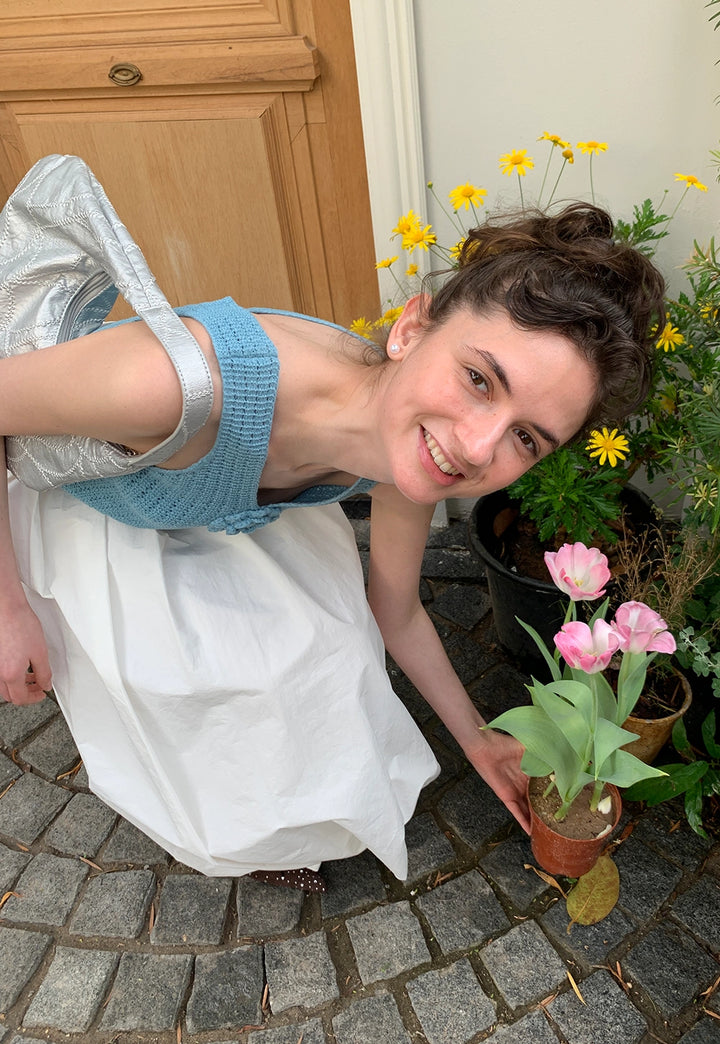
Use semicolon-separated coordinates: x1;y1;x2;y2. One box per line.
0;154;214;490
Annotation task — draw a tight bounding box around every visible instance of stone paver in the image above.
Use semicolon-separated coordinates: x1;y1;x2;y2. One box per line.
321;850;386;919
332;993;411;1044
614;836;684;919
404;812;456;881
671;875;720;950
151;873;232;945
18;714;79;778
43;791;116;857
0;842;31;893
1;852;87;926
0;773;71;845
248;1020;326;1044
406;958;496;1044
186;946;263;1033
547;969;647;1044
0;516;719;1044
415;870;510;953
622;922;720;1019
480;832;548;911
0;927;51;1012
101;816;170;864
265;931;339;1013
347;901;430;983
69;869;155;938
0;699;59;747
480;920;567;1011
100;952;192;1031
22;946;117;1033
486;1009;560;1042
236;875;304;937
541;893;638;968
437;773;512;849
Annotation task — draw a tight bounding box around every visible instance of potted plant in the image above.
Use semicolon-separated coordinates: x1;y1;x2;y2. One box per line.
484;541;671;877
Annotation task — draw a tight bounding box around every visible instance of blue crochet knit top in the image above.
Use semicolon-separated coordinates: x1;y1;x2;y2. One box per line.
63;298;375;534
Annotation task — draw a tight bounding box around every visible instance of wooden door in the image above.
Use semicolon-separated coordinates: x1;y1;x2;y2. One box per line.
0;1;379;326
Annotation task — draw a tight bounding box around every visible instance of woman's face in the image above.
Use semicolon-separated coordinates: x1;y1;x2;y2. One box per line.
376;300;597;505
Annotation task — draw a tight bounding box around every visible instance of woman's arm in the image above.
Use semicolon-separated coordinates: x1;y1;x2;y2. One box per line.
0;440;51;703
368;484;530;832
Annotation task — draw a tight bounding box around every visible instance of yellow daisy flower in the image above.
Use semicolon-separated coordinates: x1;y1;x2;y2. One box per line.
674;173;708;192
499;149;534;176
450;238;466;262
586;428;629;467
562;148;574;164
406;263;419;277
656;321;685;352
577;141;608;155
401;224;437;252
392;210;421;238
375;306;404;327
349;318;376;340
538;132;570;148
375;256;398;269
448;183;487;211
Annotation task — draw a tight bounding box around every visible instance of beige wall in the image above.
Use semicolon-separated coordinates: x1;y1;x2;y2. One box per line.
412;0;720;294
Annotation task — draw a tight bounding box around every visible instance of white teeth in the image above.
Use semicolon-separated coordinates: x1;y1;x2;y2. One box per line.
424;431;460;475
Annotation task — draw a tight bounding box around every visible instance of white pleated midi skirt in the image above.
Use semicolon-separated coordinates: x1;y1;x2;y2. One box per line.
8;480;439;879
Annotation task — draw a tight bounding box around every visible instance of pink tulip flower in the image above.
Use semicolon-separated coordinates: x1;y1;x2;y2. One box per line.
544;542;611;601
612;601;677;654
554;619;620;673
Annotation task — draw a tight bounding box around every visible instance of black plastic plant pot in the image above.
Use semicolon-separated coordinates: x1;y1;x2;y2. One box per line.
468;491;565;670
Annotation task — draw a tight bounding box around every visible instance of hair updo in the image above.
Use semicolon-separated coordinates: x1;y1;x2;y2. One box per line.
421;203;666;430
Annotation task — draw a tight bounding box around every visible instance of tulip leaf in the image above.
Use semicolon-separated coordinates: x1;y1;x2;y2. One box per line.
615;652;652;724
516;618;562;681
527;682;591;758
595;747;667;788
566;855;619;925
592;718;640;777
520;751;554;776
488;705;584;805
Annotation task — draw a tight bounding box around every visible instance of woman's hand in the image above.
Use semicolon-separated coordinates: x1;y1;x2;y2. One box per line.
465;728;531;834
0;599;51;705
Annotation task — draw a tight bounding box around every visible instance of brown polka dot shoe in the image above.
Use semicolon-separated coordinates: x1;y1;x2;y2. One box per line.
248;867;327;893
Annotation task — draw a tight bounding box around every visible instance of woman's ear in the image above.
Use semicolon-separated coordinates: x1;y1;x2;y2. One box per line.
386;294;430;360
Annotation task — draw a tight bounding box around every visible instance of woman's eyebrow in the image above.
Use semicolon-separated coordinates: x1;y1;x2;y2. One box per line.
470;346;561;450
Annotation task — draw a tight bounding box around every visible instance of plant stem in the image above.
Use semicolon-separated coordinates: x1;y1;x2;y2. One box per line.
590;780;605;811
517;172;525;209
546;159;568;208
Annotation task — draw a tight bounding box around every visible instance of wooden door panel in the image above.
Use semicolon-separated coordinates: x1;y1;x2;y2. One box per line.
16;96;316;313
0;0;378;326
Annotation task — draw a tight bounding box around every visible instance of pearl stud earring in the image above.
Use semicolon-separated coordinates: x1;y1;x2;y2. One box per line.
389;343;400;355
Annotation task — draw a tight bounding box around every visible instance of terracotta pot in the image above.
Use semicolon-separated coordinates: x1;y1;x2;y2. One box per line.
528;782;622;877
622;669;692;764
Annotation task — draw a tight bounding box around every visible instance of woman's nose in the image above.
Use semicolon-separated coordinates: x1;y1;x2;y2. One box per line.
460;416;504;468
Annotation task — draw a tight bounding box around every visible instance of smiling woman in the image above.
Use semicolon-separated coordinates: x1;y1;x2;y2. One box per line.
0;155;665;891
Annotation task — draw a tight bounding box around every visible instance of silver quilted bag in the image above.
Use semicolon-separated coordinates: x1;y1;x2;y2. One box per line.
0;154;214;490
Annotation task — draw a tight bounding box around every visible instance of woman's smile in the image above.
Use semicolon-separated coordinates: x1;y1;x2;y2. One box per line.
421;428;462;481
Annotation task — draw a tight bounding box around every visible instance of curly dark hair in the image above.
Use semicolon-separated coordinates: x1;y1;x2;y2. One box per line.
421;202;666;429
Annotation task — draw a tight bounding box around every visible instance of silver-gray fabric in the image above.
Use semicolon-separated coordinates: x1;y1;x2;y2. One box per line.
0;153;213;490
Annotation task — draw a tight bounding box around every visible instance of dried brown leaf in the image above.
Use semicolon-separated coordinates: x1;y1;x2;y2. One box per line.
0;891;20;909
566;970;585;1004
524;864;567;897
57;758;83;781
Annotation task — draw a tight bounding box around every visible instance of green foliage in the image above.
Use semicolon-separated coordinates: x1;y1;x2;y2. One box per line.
614;198;671;256
508;445;623;546
624;710;720;838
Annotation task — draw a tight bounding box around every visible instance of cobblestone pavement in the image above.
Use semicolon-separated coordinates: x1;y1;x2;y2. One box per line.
1;515;719;1044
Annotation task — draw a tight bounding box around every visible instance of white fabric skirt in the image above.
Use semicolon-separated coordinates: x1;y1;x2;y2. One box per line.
8;481;439;879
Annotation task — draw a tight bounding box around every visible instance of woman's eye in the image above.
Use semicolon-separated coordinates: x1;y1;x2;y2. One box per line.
468;369;489;393
515;428;538;456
